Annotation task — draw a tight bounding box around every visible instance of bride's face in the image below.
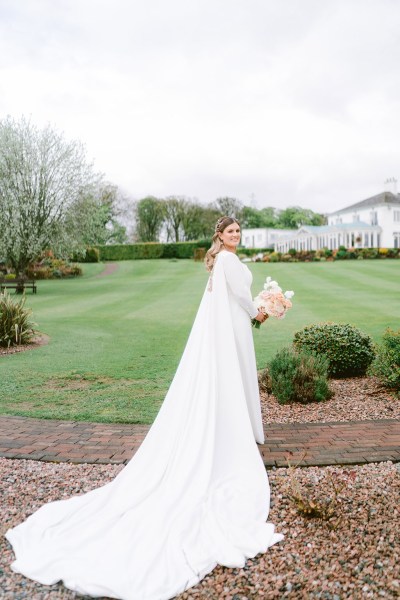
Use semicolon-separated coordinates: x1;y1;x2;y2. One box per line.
219;223;241;250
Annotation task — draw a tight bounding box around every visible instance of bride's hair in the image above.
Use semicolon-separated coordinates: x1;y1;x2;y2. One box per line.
204;216;240;272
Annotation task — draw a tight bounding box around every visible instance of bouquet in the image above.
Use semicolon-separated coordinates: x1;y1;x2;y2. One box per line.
252;276;294;329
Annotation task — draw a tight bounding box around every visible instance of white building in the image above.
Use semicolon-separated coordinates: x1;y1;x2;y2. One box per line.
273;183;400;252
241;227;293;249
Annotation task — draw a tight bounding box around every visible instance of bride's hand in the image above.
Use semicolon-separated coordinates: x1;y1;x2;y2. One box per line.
255;310;268;323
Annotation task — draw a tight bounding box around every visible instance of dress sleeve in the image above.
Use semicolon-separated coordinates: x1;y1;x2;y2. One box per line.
221;252;258;319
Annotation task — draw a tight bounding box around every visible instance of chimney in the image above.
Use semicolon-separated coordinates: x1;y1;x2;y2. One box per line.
384;177;398;195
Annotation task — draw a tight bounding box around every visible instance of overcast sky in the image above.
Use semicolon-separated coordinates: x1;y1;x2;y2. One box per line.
1;0;399;213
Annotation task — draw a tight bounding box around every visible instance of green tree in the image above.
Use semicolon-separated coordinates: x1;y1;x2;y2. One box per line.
240;206;277;228
66;183;127;248
134;196;165;242
259;207;278;227
180;202;219;240
276;206;325;229
0;116;95;275
241;206;264;228
164;196;188;242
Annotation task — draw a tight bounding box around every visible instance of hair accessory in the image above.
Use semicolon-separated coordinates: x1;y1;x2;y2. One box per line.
214;217;228;233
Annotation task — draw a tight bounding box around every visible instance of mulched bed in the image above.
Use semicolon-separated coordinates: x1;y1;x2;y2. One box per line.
261;376;400;424
0;334;49;357
1;458;399;599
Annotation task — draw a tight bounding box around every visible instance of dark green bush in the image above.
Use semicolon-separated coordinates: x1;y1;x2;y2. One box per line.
97;243;164;260
267;346;332;404
0;290;36;347
96;241;212;261
293;322;375;377
84;247;100;262
369;328;400;395
237;247;273;257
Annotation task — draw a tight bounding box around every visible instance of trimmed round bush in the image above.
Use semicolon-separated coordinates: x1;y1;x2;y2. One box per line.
293;322;375;377
267;346;332;405
369;328;400;395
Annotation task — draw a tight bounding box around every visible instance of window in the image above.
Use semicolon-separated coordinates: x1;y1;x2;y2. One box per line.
394;210;400;222
370;211;378;225
352;214;360;222
335;217;342;224
394;233;400;248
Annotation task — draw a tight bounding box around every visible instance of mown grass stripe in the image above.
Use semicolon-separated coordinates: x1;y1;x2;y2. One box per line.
0;259;398;424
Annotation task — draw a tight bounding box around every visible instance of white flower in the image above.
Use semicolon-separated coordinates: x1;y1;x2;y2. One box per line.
284;290;294;298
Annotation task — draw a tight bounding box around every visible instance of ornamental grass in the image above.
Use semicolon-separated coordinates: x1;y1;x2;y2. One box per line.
0;290;36;347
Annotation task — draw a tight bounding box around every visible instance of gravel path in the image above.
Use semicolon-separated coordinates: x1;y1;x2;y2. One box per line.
261;376;400;424
1;458;399;599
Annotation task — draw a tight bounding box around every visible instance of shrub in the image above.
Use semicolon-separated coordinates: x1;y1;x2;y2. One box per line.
386;247;400;258
234;247;272;257
0;290;36;347
4;273;16;280
26;254;82;279
293;322;375;377
369;328;400;395
288;248;297;256
68;265;83;277
85;247;100;263
26;266;52;279
258;368;272;394
268;252;280;262
267;346;332;405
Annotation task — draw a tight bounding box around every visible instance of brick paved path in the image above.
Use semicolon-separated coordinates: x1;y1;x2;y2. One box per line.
0;416;399;468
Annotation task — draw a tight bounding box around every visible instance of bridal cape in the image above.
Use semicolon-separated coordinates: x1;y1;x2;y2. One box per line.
6;251;284;600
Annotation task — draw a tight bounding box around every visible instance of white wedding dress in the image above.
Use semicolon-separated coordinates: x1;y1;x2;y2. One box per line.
6;250;284;600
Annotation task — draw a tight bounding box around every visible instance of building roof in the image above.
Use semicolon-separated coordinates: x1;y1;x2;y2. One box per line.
330;191;400;216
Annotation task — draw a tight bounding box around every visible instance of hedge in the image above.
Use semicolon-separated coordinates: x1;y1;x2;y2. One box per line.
96;241;212;261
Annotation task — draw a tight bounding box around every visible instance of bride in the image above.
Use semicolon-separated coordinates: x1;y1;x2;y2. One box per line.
5;216;284;600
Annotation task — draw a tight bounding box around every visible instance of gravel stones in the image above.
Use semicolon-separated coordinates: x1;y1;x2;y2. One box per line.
261;376;400;425
1;458;399;599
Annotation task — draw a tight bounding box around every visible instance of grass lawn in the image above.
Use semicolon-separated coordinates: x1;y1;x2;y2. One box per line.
0;259;398;424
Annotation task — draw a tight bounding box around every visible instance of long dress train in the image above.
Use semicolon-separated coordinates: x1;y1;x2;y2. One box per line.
5;250;284;600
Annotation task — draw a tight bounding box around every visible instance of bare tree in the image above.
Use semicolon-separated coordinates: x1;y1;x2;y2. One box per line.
0;116;96;275
213;197;244;219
